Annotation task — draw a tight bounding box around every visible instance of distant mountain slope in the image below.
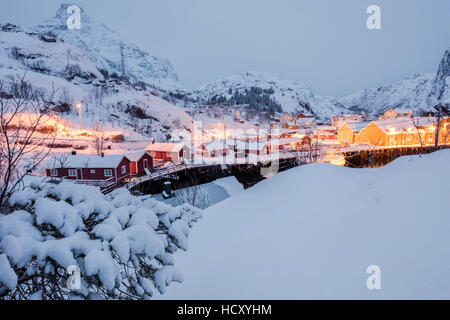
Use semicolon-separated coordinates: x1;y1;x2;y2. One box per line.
33;3;182;93
338;73;436;116
0;25;102;81
339;47;450;116
196;71;348;120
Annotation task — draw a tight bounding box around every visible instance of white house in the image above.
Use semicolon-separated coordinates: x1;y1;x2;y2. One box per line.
381;108;413;120
331;114;364;127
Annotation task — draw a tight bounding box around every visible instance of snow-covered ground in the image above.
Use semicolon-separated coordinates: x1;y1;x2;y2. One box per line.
152;176;244;209
158;150;450;299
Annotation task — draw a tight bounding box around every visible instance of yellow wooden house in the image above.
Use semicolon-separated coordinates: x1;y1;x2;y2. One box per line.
337;122;368;146
337;117;448;147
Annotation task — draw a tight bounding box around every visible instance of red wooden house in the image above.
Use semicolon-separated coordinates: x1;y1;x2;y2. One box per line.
45;153;131;189
314;126;338;142
145;142;190;164
125;151;153;176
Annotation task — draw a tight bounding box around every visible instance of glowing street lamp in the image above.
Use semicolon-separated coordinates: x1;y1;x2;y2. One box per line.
76;102;82;130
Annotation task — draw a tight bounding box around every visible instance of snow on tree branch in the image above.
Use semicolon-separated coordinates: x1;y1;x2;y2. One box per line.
0;179;202;300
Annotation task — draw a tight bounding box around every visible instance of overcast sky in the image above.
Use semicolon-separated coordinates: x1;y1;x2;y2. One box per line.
1;0;450;96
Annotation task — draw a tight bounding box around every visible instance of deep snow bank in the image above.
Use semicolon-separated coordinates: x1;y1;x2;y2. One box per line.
152;176;244;209
160;150;450;299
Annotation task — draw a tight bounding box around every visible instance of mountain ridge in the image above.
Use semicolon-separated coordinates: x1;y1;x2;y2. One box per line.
338;47;450;116
33;3;183;93
3;4;449;120
195;71;349;120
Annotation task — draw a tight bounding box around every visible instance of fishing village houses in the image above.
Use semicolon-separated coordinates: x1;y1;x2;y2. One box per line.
44;106;449;192
45;153;133;191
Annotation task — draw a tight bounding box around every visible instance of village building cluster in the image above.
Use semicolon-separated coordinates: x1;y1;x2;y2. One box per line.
45;107;450;191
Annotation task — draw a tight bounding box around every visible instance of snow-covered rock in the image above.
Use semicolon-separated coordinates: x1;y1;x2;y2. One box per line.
159;150;450;299
0;29;103;81
430;47;450;104
197;71;348;120
33;3;182;93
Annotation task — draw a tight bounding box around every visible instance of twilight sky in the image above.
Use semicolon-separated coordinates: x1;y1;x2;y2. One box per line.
1;0;449;96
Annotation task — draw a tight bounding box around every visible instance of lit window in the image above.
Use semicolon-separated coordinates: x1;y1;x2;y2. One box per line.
68;169;77;177
104;169;113;177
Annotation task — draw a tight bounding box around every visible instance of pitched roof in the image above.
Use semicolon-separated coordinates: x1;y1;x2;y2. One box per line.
204;140;228;151
146;142;185;153
296;117;316;124
332;114;364;119
374;117;436;133
344;121;371;132
124;150;152;162
45;154;127;169
233;140;268;151
316;125;337;132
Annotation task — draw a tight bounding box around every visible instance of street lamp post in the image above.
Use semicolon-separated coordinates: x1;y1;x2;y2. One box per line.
76;102;82;130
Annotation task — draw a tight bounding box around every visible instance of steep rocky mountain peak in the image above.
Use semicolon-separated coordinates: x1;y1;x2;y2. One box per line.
33;3;182;92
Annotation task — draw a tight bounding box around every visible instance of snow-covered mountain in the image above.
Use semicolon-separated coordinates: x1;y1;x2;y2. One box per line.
0;24;102;82
3;2;449;124
196;71;348;120
338;73;436;116
33;3;182;93
0;24;194;143
339;47;450;116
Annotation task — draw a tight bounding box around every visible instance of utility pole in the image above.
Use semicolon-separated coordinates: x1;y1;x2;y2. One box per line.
76;102;83;130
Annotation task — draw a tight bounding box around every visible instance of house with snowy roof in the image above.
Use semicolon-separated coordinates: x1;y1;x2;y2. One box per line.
296;115;316;129
124;151;153;176
359;117;437;147
337;117;439;147
331;114;364;127
278;136;310;151
380;108;413;120
337;121;371;146
145;142;190;164
231;140;270;156
198;140;229;158
314;126;338;143
45;153;131;188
